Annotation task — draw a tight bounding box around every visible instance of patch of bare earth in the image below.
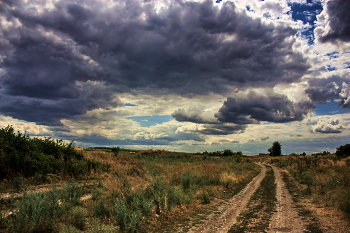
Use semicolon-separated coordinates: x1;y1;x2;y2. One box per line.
268;165;307;233
187;163;266;233
299;199;350;233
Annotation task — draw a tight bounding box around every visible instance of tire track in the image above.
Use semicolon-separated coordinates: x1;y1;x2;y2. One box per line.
268;165;307;233
188;163;266;233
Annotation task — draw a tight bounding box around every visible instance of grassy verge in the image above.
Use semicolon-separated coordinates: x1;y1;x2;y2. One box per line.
228;165;276;233
267;155;350;220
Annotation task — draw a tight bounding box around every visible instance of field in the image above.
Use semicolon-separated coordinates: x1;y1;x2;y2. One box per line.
0;128;259;232
1;126;350;232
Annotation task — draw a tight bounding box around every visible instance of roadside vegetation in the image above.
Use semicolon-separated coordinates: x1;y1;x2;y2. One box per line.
265;148;350;220
0;126;259;232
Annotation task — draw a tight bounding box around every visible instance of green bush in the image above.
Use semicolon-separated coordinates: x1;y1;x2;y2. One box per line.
92;201;111;219
200;191;211;204
181;172;193;193
68;206;88;230
0;125;98;179
61;179;84;207
9;190;62;232
336;144;350;157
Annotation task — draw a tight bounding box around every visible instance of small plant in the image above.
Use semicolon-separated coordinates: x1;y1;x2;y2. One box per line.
201;191;210;204
9;190;62;232
62;179;84;206
68;206;88;230
92;201;111;219
58;225;82;233
114;197;128;232
181;172;193;193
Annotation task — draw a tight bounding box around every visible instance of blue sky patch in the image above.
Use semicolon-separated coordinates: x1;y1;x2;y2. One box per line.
123;103;138;107
325;51;339;59
315;101;347;116
326;65;337;71
127;115;174;127
289;1;323;45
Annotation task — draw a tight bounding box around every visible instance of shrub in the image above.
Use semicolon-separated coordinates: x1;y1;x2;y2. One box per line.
0;125;97;179
223;149;234;156
68;206;88;230
181;172;193;193
9;190;62;232
336;144;350;157
61;179;84;207
92;201;111;219
200;191;211;204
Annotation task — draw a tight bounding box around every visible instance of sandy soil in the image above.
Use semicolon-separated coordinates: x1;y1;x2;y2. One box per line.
188;163;266;233
268;165;307;233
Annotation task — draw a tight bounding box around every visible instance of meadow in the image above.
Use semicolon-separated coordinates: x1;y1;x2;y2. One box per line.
0;126;259;232
1;126;349;232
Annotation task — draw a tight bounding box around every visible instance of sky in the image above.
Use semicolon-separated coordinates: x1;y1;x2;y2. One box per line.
0;0;349;155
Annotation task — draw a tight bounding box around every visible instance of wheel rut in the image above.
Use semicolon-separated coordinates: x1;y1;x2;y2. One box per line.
188;163;266;233
268;165;308;233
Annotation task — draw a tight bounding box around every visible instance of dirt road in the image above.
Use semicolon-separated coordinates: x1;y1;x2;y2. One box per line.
268;165;307;233
188;163;266;233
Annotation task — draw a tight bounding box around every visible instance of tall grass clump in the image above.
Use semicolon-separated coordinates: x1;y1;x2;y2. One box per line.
8;190;62;232
61;179;84;207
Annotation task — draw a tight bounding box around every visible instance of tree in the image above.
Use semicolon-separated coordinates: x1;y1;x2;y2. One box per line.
268;141;282;156
336;144;350;157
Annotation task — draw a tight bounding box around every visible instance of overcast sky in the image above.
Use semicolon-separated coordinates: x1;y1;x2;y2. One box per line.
0;0;349;154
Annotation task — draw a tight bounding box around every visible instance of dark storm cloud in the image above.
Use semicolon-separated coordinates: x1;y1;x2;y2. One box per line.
171;108;216;124
171;107;246;135
0;0;310;126
305;76;350;108
198;123;246;135
0;81;121;125
215;91;315;124
318;0;350;43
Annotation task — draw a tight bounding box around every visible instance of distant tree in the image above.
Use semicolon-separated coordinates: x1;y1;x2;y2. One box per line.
223;149;234;156
112;146;121;156
336;144;350;157
235;151;243;156
301;152;306;156
268;141;282;156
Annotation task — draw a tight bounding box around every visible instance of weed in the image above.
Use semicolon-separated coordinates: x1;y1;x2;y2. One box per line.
181;172;193;193
9;190;62;232
68;206;88;230
62;179;84;206
200;191;211;204
92;201;111;219
58;225;82;233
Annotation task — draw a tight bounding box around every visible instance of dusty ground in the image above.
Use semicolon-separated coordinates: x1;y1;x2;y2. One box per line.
268;165;307;233
188;163;266;233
